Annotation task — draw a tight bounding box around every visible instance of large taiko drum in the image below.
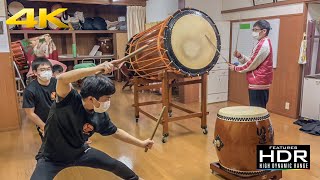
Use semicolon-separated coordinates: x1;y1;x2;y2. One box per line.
126;8;221;79
213;106;274;176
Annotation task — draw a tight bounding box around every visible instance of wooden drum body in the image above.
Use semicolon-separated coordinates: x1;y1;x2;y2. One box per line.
213;106;274;176
11;41;28;71
126;8;221;79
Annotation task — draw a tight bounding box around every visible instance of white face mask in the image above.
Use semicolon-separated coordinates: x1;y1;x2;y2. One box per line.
252;31;260;40
39;71;52;81
93;100;110;113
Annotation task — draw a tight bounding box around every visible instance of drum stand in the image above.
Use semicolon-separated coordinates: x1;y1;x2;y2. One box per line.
210;162;282;180
133;70;208;143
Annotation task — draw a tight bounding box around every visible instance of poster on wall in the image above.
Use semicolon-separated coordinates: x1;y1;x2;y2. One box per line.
0;17;10;52
231;18;280;68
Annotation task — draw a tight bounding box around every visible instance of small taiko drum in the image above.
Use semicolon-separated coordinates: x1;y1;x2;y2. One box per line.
213;106;274;176
8;1;24;16
11;41;28;71
126;8;221;80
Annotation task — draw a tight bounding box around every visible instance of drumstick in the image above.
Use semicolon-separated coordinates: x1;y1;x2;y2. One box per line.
96;45;148;75
235;13;241;51
145;106;167;152
112;45;149;65
205;35;231;65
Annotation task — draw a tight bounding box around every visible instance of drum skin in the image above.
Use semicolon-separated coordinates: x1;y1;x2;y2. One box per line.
213;106;274;175
126;8;221;79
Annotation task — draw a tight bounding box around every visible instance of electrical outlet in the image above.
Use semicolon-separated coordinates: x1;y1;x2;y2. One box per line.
285;102;290;110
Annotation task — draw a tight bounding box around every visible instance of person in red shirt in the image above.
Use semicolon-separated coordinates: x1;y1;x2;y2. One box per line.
229;20;273;108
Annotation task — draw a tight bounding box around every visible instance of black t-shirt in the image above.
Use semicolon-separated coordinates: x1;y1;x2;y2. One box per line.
22;78;57;123
37;89;117;163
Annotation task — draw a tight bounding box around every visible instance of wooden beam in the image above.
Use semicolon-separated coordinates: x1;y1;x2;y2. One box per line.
170;103;195;114
132;100;162;107
137;83;162;91
138;108;158;121
170;79;202;87
169;113;203;122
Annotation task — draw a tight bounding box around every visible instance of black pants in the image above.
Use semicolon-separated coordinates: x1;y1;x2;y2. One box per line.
249;89;269;108
31;148;139;180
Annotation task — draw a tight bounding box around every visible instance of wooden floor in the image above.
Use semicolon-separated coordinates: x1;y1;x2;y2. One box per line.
0;82;319;180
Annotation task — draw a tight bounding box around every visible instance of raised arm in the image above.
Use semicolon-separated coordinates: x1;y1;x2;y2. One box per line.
56;62;114;98
234;39;271;73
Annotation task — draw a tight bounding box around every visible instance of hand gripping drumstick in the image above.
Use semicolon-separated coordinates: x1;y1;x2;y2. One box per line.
96;45;149;75
145;106;167;152
204;35;231;65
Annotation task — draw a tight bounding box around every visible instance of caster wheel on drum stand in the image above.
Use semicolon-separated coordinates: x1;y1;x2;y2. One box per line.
168;111;173;117
202;128;208;135
135;116;139;123
162;134;169;143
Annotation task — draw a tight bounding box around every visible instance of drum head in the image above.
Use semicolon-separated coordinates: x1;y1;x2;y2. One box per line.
164;8;220;76
8;1;24;16
218;106;269;121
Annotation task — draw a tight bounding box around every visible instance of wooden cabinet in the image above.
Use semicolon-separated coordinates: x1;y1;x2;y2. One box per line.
207;62;229;104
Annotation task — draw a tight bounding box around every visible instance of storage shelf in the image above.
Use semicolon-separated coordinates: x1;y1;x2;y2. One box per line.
10;30;127;34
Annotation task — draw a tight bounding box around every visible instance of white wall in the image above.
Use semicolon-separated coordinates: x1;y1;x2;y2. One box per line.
222;3;304;21
146;0;179;23
222;0;290;11
222;0;252;11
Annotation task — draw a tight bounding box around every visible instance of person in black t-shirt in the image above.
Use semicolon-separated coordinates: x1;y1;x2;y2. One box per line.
23;57;56;140
31;61;153;180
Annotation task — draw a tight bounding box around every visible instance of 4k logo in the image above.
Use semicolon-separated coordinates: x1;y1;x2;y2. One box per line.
6;8;68;29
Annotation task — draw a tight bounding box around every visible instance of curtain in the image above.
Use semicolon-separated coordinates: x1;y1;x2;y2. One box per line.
127;6;146;40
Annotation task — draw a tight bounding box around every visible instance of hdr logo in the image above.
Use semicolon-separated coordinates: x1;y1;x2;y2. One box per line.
6;8;68;29
257;145;310;170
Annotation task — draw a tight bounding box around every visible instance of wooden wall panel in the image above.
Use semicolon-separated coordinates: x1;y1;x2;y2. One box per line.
0;53;21;131
229;14;304;119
